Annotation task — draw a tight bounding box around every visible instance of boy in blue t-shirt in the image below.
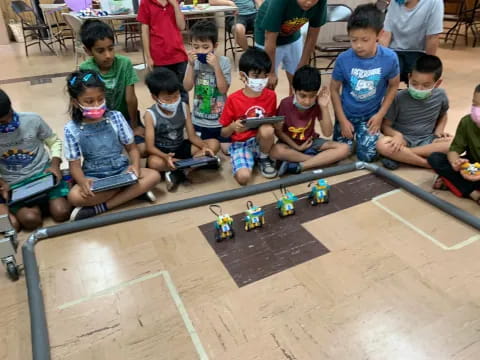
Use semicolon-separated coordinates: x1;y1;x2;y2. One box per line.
330;3;400;162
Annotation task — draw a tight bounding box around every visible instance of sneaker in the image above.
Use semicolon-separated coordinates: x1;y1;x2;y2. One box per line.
258;157;278;179
70;204;107;221
137;190;157;203
277;161;301;177
381;157;399;170
165;170;186;192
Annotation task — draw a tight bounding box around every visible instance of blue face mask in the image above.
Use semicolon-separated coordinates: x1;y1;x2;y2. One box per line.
0;112;20;133
395;0;407;5
158;97;181;113
293;95;315;110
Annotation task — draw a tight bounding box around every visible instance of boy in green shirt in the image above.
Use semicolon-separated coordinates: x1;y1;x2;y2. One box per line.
254;0;327;90
79;20;145;155
428;84;480;204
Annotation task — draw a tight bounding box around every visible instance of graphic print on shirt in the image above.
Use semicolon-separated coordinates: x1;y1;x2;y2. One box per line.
194;71;225;120
1;148;36;171
288;118;312;141
349;67;382;102
244;105;267;119
280;17;308;36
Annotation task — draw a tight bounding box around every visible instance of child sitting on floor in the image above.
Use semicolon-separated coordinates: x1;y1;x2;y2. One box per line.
0;89;71;231
79;20;145;155
220;47;278;185
376;55;451;170
65;70;160;221
144;68;220;192
428;84;480;204
270;65;350;176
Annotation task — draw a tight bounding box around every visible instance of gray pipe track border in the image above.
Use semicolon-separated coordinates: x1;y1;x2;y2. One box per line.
22;162;480;360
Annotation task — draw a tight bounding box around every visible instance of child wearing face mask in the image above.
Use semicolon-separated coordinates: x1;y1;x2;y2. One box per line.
376;55;451;170
220;47;278;185
270;66;350;176
65;70;160;221
183;20;231;152
427;84;480;204
0;89;71;231
144;68;220;192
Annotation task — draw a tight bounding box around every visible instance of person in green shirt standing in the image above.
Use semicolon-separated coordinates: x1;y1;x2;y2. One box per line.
254;0;327;90
79;20;145;156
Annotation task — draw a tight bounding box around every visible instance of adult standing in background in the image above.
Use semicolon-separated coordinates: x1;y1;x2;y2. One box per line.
379;0;444;83
254;0;327;90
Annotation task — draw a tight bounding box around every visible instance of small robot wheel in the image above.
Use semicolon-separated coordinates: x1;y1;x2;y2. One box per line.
6;261;19;281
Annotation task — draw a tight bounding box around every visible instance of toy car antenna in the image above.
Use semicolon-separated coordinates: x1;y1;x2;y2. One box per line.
209;204;222;217
307;181;314;188
280;184;289;195
246;200;254;209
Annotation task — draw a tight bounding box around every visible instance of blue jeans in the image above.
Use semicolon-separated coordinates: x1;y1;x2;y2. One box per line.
79;119;129;179
333;113;379;162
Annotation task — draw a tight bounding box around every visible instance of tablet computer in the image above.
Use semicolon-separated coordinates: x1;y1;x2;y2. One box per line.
174;156;220;170
91;172;138;193
9;173;56;206
242;116;285;129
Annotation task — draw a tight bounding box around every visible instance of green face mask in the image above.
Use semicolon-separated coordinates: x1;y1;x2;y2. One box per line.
408;85;433;100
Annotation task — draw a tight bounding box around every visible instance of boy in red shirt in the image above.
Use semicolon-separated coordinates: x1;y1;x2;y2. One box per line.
271;66;350;175
137;0;188;101
220;48;277;185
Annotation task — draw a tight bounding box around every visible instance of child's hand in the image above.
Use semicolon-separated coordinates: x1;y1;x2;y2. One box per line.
146;56;154;71
165;153;177;170
297;138;313;152
339;120;354;139
45;166;62;184
317;86;331;108
267;73;278;90
232;119;248;133
434;131;452;139
367;113;383;134
0;179;10;201
206;53;219;68
127;165;140;178
385;134;406;154
79;179;94;198
198;146;214;157
187;50;197;65
452;158;469;172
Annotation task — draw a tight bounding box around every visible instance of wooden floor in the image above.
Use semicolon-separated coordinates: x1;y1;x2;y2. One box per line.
1;35;480;360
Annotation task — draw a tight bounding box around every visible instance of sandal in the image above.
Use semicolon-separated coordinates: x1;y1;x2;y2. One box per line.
432;175;448;190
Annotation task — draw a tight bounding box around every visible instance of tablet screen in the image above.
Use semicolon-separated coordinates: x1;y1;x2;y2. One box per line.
10;174;55;203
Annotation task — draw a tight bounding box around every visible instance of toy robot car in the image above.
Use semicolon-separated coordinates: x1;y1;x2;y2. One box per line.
0;214;20;281
274;186;298;217
244;201;265;231
308;179;331;205
209;205;234;242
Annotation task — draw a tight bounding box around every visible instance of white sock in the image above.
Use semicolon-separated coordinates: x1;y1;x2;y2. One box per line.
259;152;269;159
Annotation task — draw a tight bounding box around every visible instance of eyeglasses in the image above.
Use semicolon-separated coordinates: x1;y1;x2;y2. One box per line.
69;73;105;86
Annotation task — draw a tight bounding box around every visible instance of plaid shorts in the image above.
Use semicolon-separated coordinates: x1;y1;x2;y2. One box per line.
229;137;260;175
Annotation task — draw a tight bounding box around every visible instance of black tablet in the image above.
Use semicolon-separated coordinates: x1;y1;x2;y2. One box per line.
242;116;285;129
91;172;138;193
174;156;220;170
9;174;56;206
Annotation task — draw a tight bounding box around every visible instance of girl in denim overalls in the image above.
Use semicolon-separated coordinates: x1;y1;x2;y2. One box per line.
65;70;160;221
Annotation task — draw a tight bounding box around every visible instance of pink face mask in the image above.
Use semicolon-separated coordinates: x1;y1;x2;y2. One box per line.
81;102;106;119
471;105;480;126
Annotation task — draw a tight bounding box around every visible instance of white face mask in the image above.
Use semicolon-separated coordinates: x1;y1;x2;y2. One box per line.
158;97;181;113
242;72;268;93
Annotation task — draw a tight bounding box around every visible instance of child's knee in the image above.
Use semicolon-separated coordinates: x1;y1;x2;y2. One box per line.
49;198;72;222
427;152;448;169
269;144;284;160
234;169;252;185
376;137;391;155
257;124;275;139
140;168;161;185
17;208;43;230
337;143;351;158
68;186;84;207
206;139;220;153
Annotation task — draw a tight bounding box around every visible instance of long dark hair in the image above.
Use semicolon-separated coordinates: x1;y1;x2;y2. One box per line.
66;70;106;123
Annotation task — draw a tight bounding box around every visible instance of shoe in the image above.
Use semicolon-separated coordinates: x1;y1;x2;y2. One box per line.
381;157;399;170
277;161;301;177
258;157;278;179
165;170;186;192
137;190;157;203
70;204;106;221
